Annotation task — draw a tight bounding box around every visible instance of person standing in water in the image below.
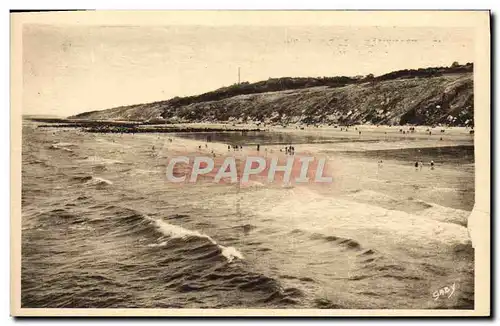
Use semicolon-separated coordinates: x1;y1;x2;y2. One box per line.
414;161;419;170
430;160;435;170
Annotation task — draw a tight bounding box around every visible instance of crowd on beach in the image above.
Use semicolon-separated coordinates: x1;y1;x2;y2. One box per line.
224;143;296;155
168;137;301;159
157;130;444;171
376;159;435;170
414;160;435;170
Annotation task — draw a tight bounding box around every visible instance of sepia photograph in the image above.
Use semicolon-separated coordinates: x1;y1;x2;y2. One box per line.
10;10;490;317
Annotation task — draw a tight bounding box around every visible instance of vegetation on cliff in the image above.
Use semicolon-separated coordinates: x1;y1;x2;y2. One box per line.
72;63;474;126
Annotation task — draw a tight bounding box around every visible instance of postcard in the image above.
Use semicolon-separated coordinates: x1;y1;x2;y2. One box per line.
10;10;491;317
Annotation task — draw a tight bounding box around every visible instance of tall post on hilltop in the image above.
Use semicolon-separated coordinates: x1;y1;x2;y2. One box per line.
238;67;241;85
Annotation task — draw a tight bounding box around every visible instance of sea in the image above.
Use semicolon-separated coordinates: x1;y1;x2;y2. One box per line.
21;121;474;309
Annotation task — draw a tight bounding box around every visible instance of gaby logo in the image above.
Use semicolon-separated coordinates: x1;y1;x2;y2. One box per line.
432;283;456;300
165;155;333;184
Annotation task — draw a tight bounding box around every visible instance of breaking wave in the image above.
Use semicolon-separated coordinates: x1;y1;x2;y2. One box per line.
146;218;244;263
71;175;113;187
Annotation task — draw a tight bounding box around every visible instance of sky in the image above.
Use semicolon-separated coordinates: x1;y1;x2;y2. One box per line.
22;24;474;116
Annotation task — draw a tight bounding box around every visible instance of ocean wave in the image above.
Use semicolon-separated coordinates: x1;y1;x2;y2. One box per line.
71;175;113;187
308;232;363;251
28;208;86;229
345;189;433;212
52;142;76;147
79;156;124;165
149;218;244;263
247;187;471;248
49;142;75;152
125;169;160;176
89;204;244;264
344;189;469;227
414;204;470;227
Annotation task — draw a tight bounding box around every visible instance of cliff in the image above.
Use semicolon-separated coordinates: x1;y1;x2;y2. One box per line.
71;65;474;127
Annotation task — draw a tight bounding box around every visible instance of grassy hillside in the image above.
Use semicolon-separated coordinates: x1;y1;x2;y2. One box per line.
72;64;474;127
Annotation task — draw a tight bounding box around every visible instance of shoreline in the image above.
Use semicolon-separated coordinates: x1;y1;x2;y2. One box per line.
26;117;475;131
29;118;474;153
30;118;475;145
